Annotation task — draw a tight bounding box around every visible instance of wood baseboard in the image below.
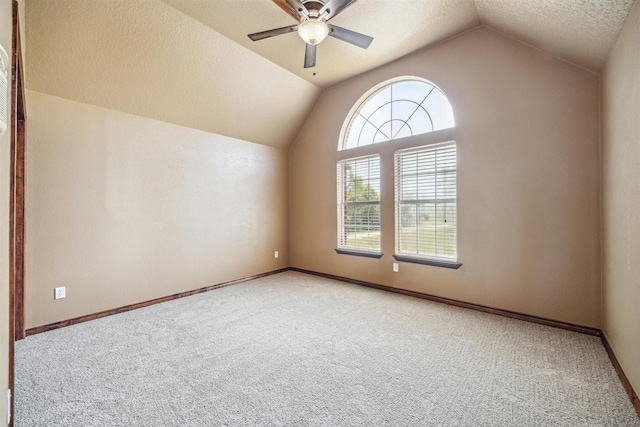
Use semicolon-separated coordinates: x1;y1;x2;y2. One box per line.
25;268;290;336
24;266;639;419
290;267;600;336
601;333;640;417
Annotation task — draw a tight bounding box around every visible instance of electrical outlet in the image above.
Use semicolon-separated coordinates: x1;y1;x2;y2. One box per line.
54;286;66;299
393;263;399;272
274;251;279;259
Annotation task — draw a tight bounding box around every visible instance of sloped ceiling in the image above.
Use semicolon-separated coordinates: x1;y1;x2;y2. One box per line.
475;0;635;72
24;0;321;149
163;0;635;87
161;0;481;88
25;0;635;148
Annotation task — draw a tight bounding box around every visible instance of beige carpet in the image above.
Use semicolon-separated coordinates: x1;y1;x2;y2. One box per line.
15;271;640;426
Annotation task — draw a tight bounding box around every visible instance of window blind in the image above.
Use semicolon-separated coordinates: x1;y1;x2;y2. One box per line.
395;142;457;262
337;155;381;252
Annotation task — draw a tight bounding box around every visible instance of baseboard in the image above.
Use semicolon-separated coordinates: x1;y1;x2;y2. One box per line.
291;267;640;418
25;266;639;418
25;268;290;336
290;267;600;336
601;333;640;417
26;266;602;337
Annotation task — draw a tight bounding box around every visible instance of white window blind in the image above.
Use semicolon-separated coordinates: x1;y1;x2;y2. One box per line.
337;155;381;253
395;142;457;262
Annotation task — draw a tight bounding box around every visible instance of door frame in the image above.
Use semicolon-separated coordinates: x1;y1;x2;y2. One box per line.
9;0;26;424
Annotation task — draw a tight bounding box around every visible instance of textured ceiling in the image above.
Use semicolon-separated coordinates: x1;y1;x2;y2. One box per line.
24;0;321;149
161;0;481;88
161;0;635;88
475;0;636;71
24;0;636;149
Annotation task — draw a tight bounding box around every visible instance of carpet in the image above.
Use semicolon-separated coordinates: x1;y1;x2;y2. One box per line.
15;271;640;426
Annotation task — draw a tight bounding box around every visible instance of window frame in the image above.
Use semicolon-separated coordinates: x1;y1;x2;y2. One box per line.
339;77;455;151
336;154;383;258
335;76;461;269
393;141;461;269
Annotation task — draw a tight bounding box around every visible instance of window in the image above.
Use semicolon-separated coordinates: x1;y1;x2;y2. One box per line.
336;77;459;268
341;79;455;150
336;155;381;257
394;142;459;267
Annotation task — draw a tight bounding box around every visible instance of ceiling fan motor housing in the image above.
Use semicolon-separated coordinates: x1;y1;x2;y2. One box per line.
301;1;326;18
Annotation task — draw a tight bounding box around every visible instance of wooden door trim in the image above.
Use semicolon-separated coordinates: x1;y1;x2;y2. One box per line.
9;0;26;424
10;0;25;341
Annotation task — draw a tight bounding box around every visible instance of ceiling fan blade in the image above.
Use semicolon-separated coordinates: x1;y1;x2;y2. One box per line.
328;24;373;49
320;0;358;21
248;25;298;41
304;43;317;68
272;0;307;21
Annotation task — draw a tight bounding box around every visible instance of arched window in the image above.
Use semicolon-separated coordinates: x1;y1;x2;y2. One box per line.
337;77;460;268
340;78;455;151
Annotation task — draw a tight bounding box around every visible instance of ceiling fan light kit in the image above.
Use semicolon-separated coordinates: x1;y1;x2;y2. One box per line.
298;18;329;45
248;0;373;68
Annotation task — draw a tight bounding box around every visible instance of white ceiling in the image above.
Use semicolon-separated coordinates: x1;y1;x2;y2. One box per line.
162;0;635;88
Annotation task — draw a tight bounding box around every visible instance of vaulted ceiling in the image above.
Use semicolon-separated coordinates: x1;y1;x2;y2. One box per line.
25;0;635;149
163;0;635;88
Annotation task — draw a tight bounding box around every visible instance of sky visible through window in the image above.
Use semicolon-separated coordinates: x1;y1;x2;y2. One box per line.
343;80;455;150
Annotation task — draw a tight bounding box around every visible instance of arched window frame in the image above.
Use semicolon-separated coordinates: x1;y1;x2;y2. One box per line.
338;76;456;151
335;76;461;268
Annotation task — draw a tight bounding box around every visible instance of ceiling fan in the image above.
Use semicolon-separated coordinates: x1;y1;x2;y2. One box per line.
248;0;373;68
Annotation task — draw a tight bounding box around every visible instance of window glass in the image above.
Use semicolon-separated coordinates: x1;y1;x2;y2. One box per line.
342;79;454;150
395;142;457;262
337;155;381;253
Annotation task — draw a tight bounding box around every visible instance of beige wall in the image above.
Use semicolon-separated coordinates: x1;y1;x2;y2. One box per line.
0;0;12;422
290;27;601;328
25;91;289;328
602;0;640;400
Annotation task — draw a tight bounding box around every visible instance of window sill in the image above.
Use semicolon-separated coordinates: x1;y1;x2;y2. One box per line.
393;255;462;269
335;249;383;259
